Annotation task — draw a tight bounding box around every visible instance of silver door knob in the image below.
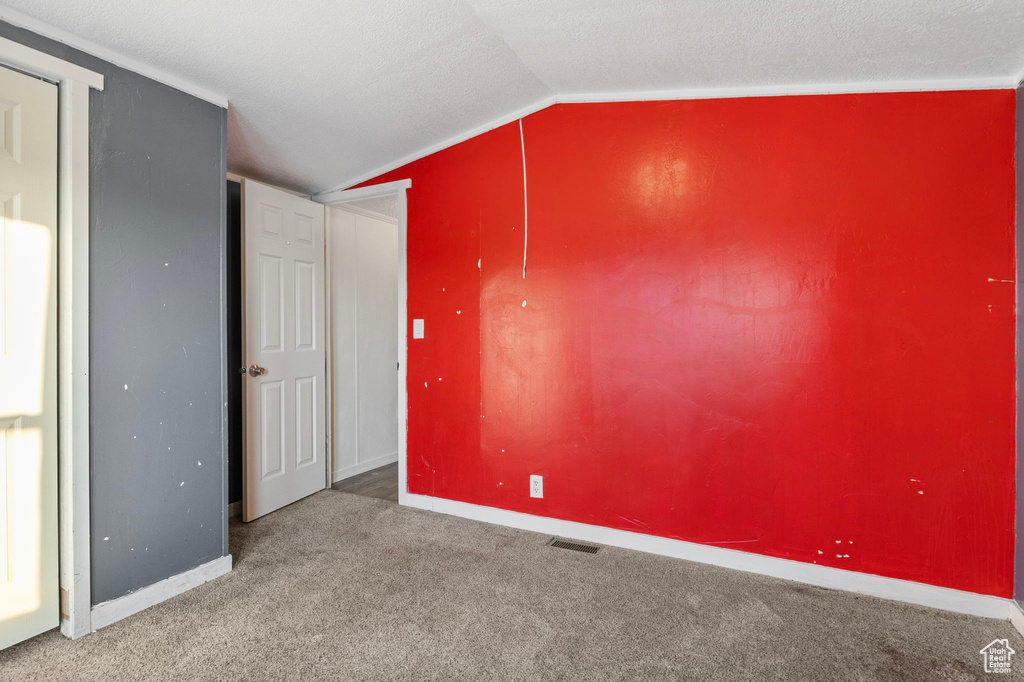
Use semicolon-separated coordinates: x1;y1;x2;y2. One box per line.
248;364;267;377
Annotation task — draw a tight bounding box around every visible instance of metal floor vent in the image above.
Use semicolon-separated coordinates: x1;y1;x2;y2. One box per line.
547;538;601;554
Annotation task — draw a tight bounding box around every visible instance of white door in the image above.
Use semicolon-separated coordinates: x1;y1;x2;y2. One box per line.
243;180;326;521
328;206;399;482
0;66;59;648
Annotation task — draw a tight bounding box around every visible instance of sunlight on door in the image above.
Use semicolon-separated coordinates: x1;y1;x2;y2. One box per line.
0;65;59;650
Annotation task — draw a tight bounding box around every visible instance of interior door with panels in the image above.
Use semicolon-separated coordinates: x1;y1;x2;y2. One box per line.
0;65;59;649
242;180;326;521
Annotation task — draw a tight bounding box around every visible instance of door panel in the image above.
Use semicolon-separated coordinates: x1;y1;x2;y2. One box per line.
243;180;326;520
294;260;315;350
259;255;283;352
295;376;316;467
0;65;58;649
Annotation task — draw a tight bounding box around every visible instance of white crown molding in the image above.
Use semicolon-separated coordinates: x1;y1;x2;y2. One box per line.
319;74;1021;194
557;75;1018;103
401;492;1015;620
0;3;229;108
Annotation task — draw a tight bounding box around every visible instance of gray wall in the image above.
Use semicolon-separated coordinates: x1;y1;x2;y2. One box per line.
1017;83;1024;608
0;21;229;605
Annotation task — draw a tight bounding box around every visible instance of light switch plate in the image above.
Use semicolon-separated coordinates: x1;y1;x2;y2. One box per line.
413;319;424;339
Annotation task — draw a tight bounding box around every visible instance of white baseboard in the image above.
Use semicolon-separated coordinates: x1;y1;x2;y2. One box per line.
90;555;232;631
401;492;1013;620
1011;601;1024;637
228;501;241;519
333;452;399;483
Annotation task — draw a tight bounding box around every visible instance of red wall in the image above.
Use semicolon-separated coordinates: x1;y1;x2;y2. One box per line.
361;91;1017;597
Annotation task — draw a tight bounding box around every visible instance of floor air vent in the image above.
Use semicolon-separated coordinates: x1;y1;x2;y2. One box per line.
547;538;600;554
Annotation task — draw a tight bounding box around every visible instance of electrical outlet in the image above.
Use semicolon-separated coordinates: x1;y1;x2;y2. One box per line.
530;474;543;499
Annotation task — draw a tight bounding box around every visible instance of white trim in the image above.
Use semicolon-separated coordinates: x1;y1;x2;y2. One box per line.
314;178;412;205
332;452;399;484
0;4;228;107
56;74;92;641
404;492;1014;620
323;205;335;485
1011;602;1024;638
555;76;1017;105
316;74;1021;194
0;36;100;640
0;36;102;88
89;555;232;631
330;202;398;225
318;182;410;508
396;190;408;504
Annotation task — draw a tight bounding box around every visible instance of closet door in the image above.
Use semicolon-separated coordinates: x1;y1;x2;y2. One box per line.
329;206;398;482
0;64;59;650
354;213;399;468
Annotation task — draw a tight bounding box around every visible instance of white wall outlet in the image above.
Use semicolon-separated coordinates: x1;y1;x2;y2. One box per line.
530;474;543;499
413;319;424;339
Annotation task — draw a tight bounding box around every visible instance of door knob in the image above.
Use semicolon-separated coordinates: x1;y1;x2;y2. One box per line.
248;364;267;377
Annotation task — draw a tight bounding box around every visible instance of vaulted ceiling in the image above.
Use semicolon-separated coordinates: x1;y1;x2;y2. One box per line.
3;0;1022;195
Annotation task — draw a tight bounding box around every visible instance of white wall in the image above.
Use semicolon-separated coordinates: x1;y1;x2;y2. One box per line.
329;206;399;481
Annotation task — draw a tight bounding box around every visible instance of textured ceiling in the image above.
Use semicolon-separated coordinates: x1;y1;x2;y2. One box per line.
3;0;1023;195
471;0;1024;95
346;195;399;220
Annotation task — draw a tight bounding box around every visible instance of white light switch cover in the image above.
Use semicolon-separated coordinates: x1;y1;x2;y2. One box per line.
413;319;424;339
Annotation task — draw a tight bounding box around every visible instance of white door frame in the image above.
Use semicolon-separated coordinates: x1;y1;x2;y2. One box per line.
316;179;411;502
0;37;102;639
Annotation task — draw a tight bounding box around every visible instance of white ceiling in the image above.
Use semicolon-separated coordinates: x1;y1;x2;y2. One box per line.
3;0;1023;195
346;195;399;220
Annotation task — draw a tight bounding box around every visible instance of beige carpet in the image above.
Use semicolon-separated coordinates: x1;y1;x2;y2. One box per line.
1;490;1021;681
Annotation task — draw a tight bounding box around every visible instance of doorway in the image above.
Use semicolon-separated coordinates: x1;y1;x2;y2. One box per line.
235;179;410;520
325;201;399;500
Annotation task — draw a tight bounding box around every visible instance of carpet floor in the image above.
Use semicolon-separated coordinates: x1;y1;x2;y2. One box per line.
1;490;1021;681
